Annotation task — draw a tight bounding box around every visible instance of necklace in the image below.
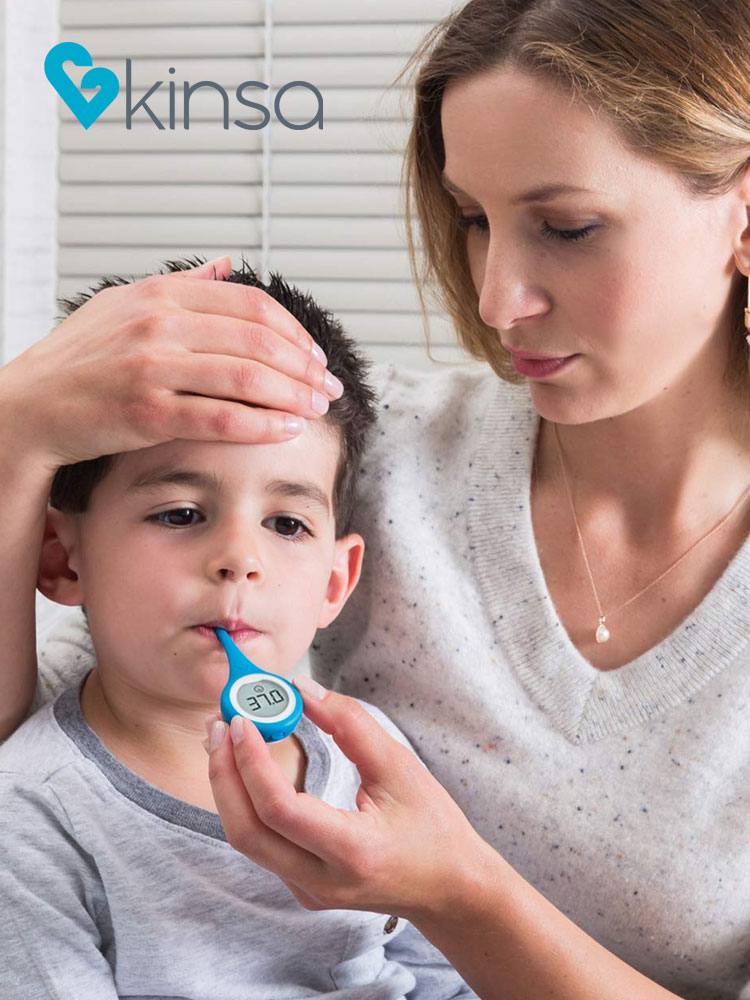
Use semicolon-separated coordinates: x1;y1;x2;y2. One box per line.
551;421;750;644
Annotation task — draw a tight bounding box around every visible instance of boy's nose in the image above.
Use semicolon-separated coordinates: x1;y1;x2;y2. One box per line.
205;538;263;581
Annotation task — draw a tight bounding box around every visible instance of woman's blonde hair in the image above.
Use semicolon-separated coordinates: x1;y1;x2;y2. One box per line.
399;0;750;392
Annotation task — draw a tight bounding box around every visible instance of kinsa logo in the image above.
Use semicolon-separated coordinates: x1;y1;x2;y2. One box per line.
44;42;323;131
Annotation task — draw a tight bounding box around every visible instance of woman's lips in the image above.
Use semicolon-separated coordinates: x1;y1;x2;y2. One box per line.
509;353;579;378
192;625;262;645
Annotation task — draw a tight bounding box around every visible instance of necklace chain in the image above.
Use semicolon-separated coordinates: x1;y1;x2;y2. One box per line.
551;421;750;644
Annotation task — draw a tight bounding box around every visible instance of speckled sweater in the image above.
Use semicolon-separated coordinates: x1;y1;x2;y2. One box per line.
35;362;750;1000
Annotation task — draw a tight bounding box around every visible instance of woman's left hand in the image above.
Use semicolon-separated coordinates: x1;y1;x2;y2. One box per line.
205;677;491;921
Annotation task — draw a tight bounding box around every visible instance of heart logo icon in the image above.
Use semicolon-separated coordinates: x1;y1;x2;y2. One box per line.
44;42;119;129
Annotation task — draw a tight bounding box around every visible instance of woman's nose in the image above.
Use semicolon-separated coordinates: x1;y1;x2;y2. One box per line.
477;242;546;331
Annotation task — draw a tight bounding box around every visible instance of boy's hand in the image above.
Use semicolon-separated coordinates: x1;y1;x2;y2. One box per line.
0;256;343;475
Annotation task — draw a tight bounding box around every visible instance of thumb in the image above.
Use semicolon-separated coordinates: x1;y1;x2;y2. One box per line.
166;255;232;281
293;676;404;787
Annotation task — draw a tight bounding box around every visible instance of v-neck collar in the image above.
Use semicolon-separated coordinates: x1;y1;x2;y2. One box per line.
467;378;750;744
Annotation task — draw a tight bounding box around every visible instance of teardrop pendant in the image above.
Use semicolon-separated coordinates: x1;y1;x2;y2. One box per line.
595;617;610;644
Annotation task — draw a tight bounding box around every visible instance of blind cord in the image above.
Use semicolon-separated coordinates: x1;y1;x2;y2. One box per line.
260;0;273;283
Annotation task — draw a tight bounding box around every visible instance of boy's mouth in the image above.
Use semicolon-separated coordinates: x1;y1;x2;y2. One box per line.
192;620;263;645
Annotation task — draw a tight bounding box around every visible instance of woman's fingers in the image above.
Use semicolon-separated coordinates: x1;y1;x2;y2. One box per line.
160;352;331;421
153;394;309;445
163;313;340;404
143;266;326;365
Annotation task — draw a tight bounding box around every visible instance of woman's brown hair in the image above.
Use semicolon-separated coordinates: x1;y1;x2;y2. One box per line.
399;0;750;394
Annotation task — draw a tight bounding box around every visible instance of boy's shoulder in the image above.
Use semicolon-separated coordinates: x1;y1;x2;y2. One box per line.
0;693;83;842
0;690;78;782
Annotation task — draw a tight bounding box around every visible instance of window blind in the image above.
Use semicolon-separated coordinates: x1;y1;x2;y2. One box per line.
57;0;475;370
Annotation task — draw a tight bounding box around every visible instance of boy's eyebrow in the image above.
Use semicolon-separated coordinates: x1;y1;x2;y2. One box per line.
127;468;222;494
126;467;330;514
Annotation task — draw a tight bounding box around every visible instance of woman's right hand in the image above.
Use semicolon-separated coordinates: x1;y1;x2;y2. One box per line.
0;256;342;475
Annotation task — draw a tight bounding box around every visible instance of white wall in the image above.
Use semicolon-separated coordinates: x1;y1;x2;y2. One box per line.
0;0;58;365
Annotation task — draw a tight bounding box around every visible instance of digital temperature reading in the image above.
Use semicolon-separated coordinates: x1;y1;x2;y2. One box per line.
236;680;290;718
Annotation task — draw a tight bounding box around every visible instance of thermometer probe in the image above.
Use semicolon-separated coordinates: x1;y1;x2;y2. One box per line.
215;627;303;742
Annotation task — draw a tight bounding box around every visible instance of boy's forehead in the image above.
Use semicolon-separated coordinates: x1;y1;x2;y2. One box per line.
112;422;340;506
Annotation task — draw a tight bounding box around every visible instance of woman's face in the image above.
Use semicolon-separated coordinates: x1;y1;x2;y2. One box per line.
440;67;750;424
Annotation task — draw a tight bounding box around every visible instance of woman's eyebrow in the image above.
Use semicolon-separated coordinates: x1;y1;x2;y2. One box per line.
125;467;330;515
441;174;598;204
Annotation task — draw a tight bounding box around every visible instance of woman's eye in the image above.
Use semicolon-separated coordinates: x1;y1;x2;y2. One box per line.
457;213;489;233
539;220;597;242
265;515;312;541
457;213;596;243
150;508;203;528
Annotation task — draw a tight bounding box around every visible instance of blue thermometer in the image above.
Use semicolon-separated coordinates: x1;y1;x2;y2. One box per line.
215;627;303;742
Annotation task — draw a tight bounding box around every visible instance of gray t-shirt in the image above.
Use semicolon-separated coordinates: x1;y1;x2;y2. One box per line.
0;675;476;1000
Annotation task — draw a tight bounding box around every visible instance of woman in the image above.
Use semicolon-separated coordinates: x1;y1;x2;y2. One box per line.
4;0;750;997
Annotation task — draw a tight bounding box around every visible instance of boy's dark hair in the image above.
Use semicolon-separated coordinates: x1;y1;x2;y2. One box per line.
49;257;378;538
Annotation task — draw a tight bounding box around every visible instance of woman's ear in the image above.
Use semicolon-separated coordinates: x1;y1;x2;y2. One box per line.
37;505;84;606
317;533;365;629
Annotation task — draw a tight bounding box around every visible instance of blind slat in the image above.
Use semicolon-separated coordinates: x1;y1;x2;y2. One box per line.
60;121;408;154
58;276;433;313
63;1;454;27
59;184;400;216
60;23;431;57
59;247;414;281
61;152;404;184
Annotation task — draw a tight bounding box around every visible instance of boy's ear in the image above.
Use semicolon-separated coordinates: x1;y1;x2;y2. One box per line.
37;506;84;607
317;533;365;629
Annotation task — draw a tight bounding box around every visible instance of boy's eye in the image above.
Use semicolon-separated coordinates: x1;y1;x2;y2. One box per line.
265;515;312;541
147;509;313;539
150;507;203;528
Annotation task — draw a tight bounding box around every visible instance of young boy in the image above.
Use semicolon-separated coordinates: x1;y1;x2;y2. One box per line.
0;261;476;1000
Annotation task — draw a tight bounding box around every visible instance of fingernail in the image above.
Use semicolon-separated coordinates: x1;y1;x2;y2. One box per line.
210;719;227;752
324;371;344;399
312;390;329;414
230;715;246;745
311;342;327;365
202;738;210;754
284;415;306;436
294;674;328;701
204;714;216;738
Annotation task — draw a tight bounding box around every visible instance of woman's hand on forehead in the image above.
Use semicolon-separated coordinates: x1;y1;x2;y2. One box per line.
1;256;343;474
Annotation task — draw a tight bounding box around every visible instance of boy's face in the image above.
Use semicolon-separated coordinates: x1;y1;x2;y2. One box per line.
41;422;363;709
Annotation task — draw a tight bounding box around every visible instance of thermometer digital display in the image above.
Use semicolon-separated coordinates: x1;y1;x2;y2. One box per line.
215;627;303;742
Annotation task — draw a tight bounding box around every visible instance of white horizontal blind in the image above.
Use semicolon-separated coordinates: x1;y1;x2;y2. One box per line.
56;0;475;370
